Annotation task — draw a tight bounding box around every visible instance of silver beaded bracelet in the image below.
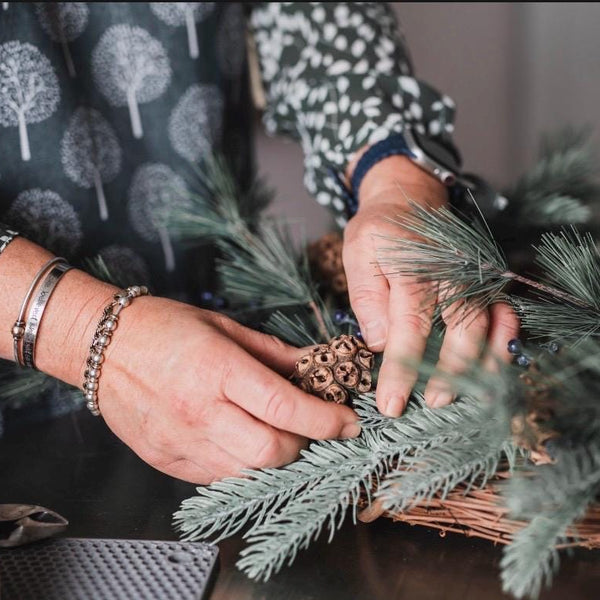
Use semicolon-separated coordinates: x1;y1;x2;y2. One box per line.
83;285;150;417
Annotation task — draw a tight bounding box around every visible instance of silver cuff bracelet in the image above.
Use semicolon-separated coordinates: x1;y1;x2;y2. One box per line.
22;262;73;369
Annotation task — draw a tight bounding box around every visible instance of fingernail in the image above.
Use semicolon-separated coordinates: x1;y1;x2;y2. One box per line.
384;394;405;417
363;320;386;349
429;392;454;409
340;421;362;439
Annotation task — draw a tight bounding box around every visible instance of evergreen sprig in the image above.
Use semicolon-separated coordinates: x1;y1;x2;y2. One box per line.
176;394;516;581
167;155;272;241
376;202;509;316
534;228;600;307
217;221;317;311
501;488;596;600
504;128;599;227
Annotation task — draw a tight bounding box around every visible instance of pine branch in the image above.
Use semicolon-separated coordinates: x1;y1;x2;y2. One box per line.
518;195;591;227
217;222;313;310
167;154;272;242
376;203;510;318
533;228;600;308
262;310;335;347
501;486;598;600
504;128;599;228
513;297;600;342
236;447;384;580
377;203;600;339
380;439;512;512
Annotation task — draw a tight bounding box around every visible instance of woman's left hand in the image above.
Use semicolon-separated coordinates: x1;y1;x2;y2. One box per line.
342;153;520;417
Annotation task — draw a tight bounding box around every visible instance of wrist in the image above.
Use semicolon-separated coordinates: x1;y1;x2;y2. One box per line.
349;153;448;212
35;270;119;387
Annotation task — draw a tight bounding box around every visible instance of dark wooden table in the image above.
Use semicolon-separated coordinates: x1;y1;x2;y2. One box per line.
1;409;598;600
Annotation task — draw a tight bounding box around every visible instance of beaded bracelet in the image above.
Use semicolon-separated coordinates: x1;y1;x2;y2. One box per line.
83;285;150;416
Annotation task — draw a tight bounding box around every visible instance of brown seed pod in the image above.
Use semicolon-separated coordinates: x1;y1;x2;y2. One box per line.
307;232;348;296
293;334;374;405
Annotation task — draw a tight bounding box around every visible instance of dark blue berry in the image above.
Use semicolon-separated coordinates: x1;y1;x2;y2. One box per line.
334;309;347;324
507;338;523;355
200;291;214;303
516;354;530;368
354;328;363;341
543;438;559;460
548;341;560;354
214;296;227;309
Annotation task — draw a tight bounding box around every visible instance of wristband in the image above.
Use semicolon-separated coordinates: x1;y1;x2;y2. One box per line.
83;285;150;417
12;257;67;366
22;262;73;369
328;134;418;218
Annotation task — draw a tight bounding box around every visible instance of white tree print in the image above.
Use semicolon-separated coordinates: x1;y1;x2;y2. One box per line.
128;163;188;273
61;107;122;221
5;189;82;257
168;84;223;163
92;24;171;139
150;2;215;59
217;3;246;79
0;42;60;162
35;2;89;78
98;245;150;287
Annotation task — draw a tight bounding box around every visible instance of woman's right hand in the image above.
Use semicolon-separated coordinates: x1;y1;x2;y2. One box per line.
94;296;361;483
0;239;360;484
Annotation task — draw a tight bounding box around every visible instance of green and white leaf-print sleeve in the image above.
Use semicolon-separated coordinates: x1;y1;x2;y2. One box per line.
250;2;457;224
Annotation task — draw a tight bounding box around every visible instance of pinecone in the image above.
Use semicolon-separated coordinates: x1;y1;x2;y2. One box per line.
307;232;348;296
293;334;373;405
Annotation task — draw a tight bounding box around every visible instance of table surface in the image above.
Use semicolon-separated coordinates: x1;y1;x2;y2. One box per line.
1;409;598;600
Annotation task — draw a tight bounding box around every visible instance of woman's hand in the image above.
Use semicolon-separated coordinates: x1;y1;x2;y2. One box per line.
78;295;360;484
0;238;361;485
343;154;520;417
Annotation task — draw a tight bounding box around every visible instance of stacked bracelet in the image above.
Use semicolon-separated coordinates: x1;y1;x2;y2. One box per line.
83;285;150;417
12;257;69;367
21;262;73;369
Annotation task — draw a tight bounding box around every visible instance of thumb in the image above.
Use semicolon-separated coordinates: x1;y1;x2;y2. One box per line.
343;237;389;352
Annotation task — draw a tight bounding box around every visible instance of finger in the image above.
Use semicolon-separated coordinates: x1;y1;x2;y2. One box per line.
343;231;389;352
424;302;489;408
376;278;436;417
482;302;521;371
209;312;306;375
221;341;361;440
206;401;306;469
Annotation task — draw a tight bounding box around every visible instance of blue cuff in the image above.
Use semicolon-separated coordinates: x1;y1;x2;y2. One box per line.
329;133;417;218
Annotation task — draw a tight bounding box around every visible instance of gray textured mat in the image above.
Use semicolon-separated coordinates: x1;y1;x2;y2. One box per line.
0;538;218;600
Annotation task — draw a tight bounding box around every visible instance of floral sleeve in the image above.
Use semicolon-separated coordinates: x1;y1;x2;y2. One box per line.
249;2;457;224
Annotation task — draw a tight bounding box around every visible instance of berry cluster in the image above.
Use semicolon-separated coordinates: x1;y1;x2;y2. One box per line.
199;291;227;310
508;338;560;369
507;338;531;367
